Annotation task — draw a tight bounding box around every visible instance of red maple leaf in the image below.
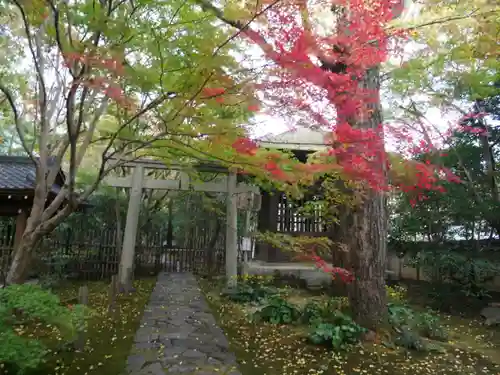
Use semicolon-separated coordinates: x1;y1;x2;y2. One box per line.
232;137;258;155
203;87;226;98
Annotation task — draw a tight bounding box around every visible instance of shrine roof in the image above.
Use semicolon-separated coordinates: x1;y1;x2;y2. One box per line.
0;156;63;194
257;126;329;151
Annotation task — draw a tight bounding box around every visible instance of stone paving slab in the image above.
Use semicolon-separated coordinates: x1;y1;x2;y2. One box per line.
127;272;241;375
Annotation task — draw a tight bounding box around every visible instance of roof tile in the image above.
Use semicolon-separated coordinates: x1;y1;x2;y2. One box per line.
0;156;62;192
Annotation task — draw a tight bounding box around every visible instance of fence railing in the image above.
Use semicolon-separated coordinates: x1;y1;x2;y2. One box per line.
0;219;227;281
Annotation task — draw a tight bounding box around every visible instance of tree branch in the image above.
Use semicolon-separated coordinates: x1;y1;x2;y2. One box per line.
0;83;35;161
392;9;498;32
74;97;109;169
12;0;49;152
197;0;280;58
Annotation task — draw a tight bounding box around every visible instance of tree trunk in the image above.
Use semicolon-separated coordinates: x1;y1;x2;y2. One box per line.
344;188;388;329
337;66;388;330
7;196;73;284
6;229;43;284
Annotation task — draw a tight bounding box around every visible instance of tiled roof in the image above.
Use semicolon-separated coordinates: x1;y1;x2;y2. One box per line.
258;126;329;151
0;156;63;193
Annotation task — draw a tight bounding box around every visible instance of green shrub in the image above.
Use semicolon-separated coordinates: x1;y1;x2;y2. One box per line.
388;302;448;350
388;302;415;328
416;311;448;341
222;283;278;304
301;297;349;326
0;284;89;374
388;303;448;340
408;250;500;298
37;250;77;289
301;301;324;325
252;297;301;324
309;312;365;349
395;326;427;351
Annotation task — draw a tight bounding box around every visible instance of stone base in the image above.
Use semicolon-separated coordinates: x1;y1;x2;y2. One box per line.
242;261;332;290
242;261;399;290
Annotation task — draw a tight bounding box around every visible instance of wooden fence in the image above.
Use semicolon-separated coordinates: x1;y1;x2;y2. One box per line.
277;193;326;233
387;252;500;291
0;218;226;282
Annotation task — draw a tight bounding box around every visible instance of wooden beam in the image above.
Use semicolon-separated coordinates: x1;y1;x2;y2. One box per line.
104;175;259;195
0;205;31;216
107;157;229;173
258;141;326;151
104;176;180;190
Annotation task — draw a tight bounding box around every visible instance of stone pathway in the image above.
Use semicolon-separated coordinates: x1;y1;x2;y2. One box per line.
126;272;241;375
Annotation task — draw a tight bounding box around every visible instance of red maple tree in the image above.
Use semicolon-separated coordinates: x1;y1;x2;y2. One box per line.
202;0;461;287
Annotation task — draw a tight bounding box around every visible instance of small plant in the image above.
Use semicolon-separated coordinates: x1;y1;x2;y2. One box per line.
253;297;301;324
222;283;278;304
0;284;89;374
302;297;349;326
302;301;323;325
388;302;448;351
386;285;407;303
241;274;274;287
309;312;365;349
417;311;448;341
388;302;414;328
395;326;427;351
388;302;448;340
326;296;349;311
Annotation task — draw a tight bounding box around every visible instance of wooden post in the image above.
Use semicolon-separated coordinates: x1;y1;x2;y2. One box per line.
108;274;118;313
226;172;238;288
118;165;144;291
128;266;134;285
75;285;89;350
13;210;27;251
255;191;278;262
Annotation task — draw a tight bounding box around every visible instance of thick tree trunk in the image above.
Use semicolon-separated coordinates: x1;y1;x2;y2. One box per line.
7;197;73;284
344;188;388;330
337;66;388;330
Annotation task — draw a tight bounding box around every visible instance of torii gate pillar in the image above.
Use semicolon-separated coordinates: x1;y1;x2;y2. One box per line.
225;171;238;288
118;165;144;291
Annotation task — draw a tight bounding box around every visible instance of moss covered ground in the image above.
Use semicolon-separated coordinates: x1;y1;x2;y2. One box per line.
1;277;155;375
199;278;500;375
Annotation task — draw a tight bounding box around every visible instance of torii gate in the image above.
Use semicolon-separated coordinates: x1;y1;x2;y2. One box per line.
104;158;259;289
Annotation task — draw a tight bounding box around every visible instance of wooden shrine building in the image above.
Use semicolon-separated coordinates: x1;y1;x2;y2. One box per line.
254;126;330;262
0;156;85;255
